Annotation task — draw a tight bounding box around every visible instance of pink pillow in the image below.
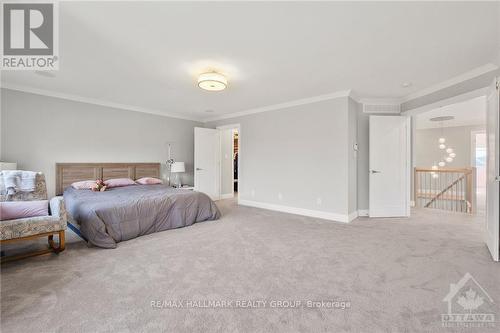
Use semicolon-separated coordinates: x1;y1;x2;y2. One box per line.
136;177;163;185
1;200;49;221
104;178;136;188
71;180;96;190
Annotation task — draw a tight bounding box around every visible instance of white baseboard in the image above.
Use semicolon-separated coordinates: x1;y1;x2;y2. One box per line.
238;199;350;223
348;211;358;222
357;209;369;217
220;193;234;200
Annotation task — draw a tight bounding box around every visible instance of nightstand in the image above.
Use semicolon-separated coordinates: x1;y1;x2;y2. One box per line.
179;186;195;191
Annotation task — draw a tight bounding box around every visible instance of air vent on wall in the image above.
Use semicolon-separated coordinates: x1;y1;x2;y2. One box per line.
362;103;401;114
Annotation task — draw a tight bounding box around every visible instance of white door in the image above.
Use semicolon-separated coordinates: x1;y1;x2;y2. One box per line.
485;77;499;261
194;127;220;200
369;116;410;217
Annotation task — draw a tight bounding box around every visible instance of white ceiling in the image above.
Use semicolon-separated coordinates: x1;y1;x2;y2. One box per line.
1;1;499;121
415;96;486;130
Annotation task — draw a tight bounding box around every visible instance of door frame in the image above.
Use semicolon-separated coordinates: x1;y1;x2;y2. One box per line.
216;123;241;203
404;89;490;211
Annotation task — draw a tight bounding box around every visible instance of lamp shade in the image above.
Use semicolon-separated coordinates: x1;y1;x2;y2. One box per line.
170;162;185;173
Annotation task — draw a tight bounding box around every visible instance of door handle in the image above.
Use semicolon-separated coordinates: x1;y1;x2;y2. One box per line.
196;168;203;171
495;176;500;182
371;170;381;174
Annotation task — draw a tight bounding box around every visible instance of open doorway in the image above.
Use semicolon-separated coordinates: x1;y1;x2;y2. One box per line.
412;95;487;216
218;124;240;200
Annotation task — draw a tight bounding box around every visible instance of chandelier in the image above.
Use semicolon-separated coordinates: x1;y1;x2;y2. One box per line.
429;116;457;175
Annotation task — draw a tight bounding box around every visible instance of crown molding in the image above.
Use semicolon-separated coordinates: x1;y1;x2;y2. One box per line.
203;89;352;122
399;63;499;103
401;87;489;117
3;62;496;124
0;83;201;122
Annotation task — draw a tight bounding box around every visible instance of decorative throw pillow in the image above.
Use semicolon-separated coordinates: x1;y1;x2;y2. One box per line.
0;200;49;220
104;178;136;188
135;177;163;185
71;180;96;190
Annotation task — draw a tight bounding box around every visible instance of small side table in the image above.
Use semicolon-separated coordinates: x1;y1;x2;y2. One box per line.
179;186;195;191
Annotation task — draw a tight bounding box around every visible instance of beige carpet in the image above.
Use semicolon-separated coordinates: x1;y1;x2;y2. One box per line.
1;200;499;332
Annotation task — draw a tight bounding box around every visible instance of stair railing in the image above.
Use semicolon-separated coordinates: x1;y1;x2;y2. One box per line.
414;167;475;213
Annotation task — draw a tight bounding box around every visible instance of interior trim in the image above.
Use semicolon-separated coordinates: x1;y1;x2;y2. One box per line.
399;63;498;103
203;89;353;122
238;199;351;223
1;84;199;121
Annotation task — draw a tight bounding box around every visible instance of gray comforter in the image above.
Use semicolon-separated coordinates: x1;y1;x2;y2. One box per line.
63;185;220;248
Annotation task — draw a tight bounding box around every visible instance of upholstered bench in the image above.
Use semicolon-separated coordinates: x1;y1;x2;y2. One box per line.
0;173;67;262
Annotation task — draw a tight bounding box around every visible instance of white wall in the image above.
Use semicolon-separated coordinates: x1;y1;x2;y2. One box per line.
415;125;485;168
206;96;357;221
1;89;201;197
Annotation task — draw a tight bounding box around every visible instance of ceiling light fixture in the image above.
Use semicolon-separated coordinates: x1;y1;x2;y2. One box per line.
198;72;227;91
430;118;458;170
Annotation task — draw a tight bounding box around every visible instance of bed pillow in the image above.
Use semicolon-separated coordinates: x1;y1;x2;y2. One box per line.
0;200;49;221
71;180;96;190
104;178;136;188
135;177;163;185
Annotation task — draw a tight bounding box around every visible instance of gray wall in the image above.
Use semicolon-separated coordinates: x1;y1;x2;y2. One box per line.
415;125;485;168
1;89;201;197
206;96;355;217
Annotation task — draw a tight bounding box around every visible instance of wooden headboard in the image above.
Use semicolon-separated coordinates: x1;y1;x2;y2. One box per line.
55;163;161;195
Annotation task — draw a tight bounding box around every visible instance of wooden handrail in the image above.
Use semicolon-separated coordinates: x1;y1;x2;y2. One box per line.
415;168;473;173
414;167;475;214
424;173;466;208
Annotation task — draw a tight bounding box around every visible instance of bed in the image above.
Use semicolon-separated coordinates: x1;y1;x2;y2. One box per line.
57;163;220;248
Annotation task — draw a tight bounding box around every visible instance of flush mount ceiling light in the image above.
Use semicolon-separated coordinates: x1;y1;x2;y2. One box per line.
198;72;227;91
